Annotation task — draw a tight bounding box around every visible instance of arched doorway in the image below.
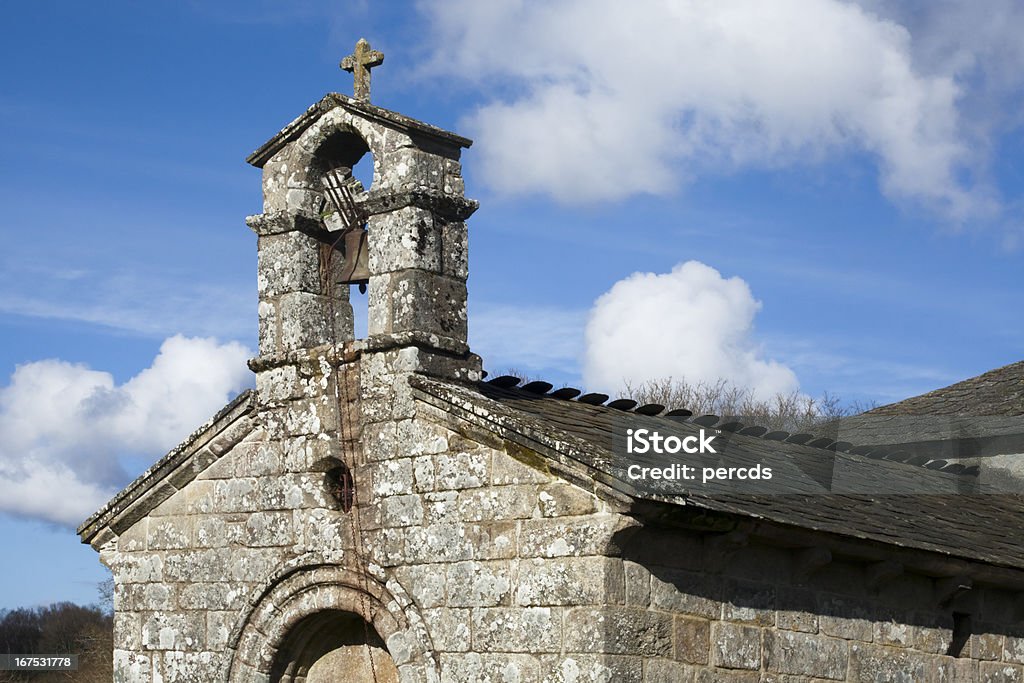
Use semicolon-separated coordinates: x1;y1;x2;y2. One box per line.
226;560;437;682
271;610;398;682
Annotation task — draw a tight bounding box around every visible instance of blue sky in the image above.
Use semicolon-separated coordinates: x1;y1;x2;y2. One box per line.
1;1;1021;608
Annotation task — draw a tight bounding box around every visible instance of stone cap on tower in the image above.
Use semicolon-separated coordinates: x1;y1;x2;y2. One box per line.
246;93;473;169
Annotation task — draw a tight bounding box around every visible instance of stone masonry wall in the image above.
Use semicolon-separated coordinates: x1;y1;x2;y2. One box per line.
354;372;1024;682
102;347;360;682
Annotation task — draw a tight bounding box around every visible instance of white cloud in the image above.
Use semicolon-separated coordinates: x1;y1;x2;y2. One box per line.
420;0;1002;219
583;261;798;399
0;336;253;527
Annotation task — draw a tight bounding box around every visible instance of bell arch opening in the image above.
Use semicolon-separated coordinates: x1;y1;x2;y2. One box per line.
313;128;373;339
269;610;399;683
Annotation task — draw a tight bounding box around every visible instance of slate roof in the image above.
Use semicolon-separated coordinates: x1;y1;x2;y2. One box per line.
824;360;1024;456
410;374;1024;574
869;360;1024;417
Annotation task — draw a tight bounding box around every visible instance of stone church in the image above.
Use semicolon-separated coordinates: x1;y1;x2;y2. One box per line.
79;41;1024;682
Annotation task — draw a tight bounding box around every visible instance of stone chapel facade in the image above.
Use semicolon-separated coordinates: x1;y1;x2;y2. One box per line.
79;44;1024;682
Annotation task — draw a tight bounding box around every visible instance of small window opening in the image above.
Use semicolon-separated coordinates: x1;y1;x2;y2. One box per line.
947;612;971;657
325;464;355;513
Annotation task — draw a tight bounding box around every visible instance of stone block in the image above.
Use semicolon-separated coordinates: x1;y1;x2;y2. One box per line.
913;616;953;655
818;594;874;642
644;658;696;683
540;654;643;682
720;579;775;626
774;588;818;634
472;607;561;653
112;552;163;584
422;608;472;652
212;478;259;513
439;652;540;683
244;511;294;546
362;421;399;461
441;221;468;279
113;612;141;651
973;630;1005;661
435;450;490;490
372;269;468;340
154;650;222;683
147;518;193;550
395;565;447;609
674;617;710;665
371;458;416;497
257;231;321;297
564;607;672;656
537;482;597;518
228;547;283;583
625;561;651;607
117;519;148;552
979;662;1024;683
1005;634;1024;664
447;560;512;607
764;629;847;680
491;451;550;486
379;493;425;527
848;643;926;682
113;650;150;683
255;365;301;404
141;612;205;651
518;515;625;558
278;292;334;351
405;523;474;564
693;670;760;683
514;557;624;607
397;419;450;456
467;521;519;560
194;517;245;548
457;485;538;522
649;569;721;620
179;583;245;611
874;619;913;648
413;455;436;492
296;508;351;553
367;206;443;274
163;549;230;583
710;622;760;670
258;300;278;357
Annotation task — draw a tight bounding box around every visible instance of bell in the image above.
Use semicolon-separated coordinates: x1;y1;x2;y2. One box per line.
339;226;370;291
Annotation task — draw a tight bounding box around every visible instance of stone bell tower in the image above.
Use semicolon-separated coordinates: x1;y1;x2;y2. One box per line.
245;39;482;429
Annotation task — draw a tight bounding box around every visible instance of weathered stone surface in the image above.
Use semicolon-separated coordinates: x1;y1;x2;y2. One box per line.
650;569;720;620
564;607;673;656
514;557;624;607
710;622;760;670
674;617;711;665
448;560;511;607
472;607;561;653
764;630;847;680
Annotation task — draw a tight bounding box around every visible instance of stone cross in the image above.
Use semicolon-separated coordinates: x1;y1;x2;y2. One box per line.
340;38;384;102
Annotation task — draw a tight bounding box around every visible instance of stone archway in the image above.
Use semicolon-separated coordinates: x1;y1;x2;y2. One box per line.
226;561;437;682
